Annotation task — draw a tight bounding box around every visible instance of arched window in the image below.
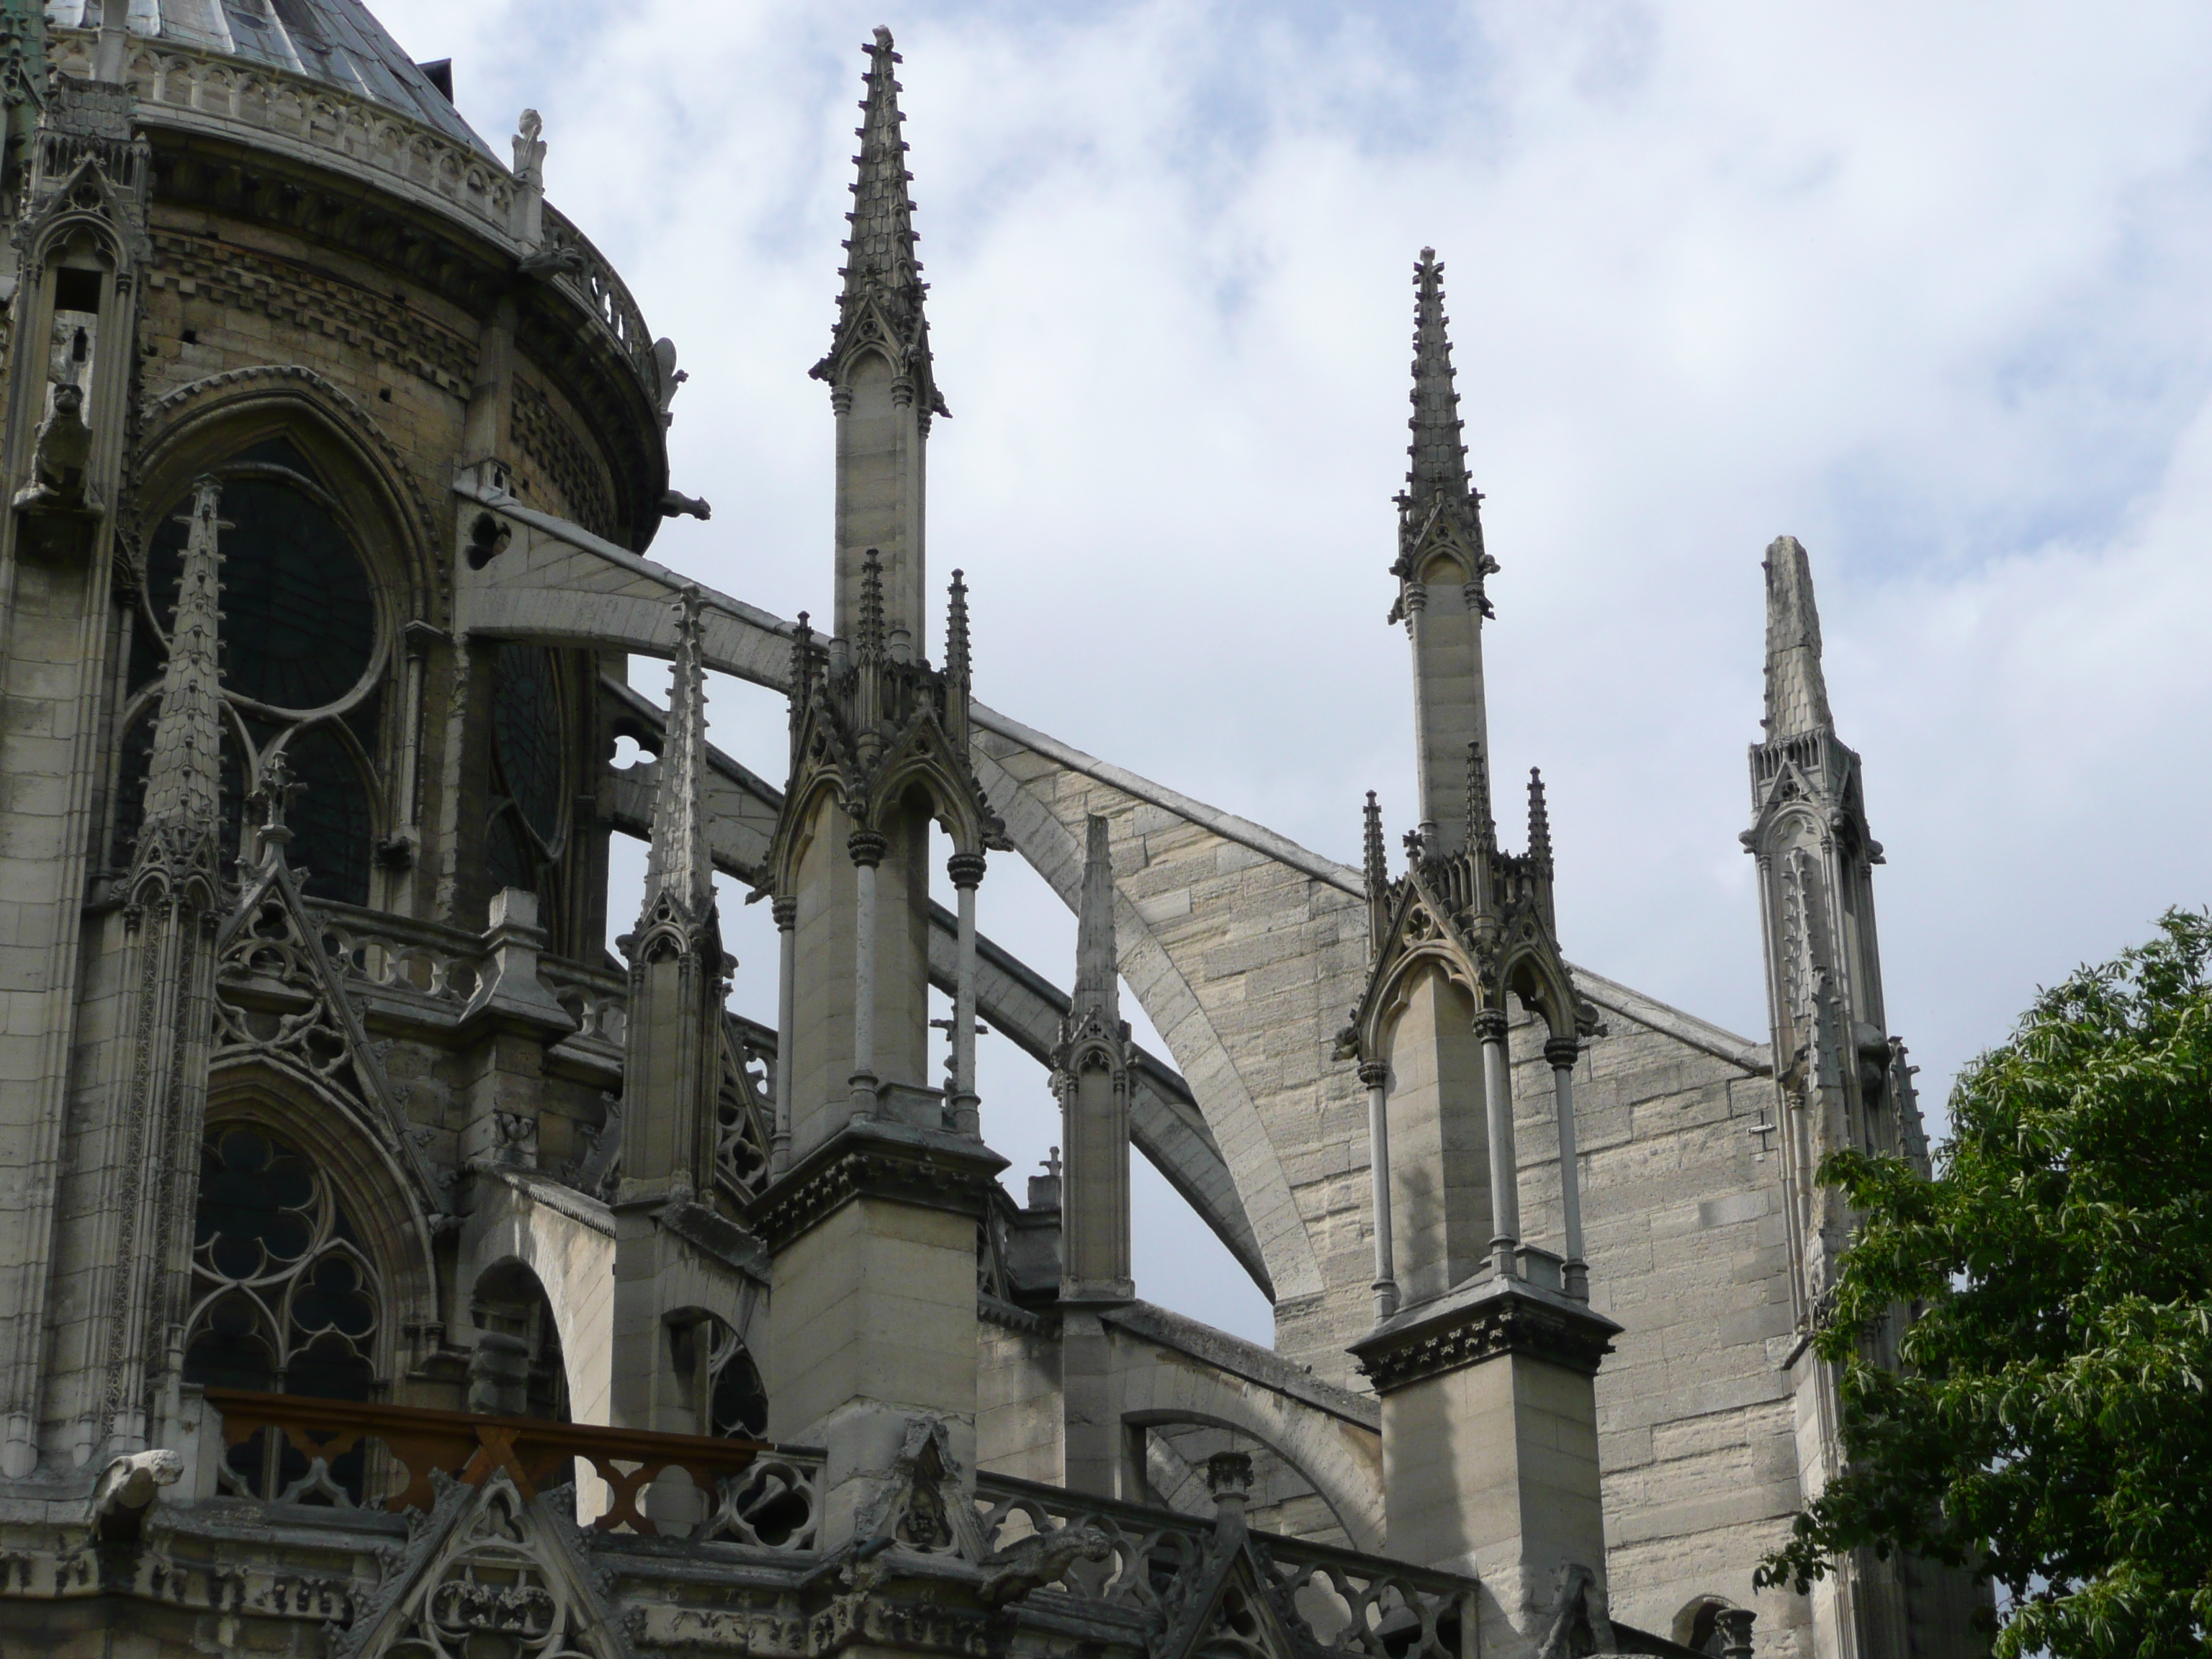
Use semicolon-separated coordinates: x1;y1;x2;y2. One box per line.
709;1326;768;1439
114;436;385;905
469;1259;571;1424
185;1125;384;1501
485;641;567;896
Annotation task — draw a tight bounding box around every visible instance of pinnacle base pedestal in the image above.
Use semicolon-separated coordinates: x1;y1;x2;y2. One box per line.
1352;1271;1619;1657
750;1117;1007;1548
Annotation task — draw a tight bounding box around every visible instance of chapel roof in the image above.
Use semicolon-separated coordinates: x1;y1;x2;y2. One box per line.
48;0;493;157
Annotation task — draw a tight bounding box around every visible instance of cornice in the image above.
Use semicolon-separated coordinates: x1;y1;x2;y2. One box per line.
1350;1275;1619;1393
743;1120;1007;1254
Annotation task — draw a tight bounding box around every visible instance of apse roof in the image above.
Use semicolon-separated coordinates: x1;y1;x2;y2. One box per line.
48;0;496;158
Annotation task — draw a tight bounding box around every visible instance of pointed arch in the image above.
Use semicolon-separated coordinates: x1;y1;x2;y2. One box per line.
196;1063;439;1395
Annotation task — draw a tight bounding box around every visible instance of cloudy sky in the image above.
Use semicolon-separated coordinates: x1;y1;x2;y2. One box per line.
375;0;2212;1340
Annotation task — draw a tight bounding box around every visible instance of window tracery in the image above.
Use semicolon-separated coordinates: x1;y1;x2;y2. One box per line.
184;1125;384;1501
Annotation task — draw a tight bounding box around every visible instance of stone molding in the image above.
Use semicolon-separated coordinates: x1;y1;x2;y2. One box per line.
1350;1277;1620;1392
744;1120;1007;1254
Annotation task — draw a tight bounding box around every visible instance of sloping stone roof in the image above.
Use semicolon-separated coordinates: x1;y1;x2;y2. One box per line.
50;0;492;156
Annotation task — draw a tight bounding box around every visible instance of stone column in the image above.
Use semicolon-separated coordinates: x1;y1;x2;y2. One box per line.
1362;1060;1398;1321
772;896;796;1173
947;852;984;1137
1477;1008;1519;1277
848;830;886;1118
1545;1037;1588;1301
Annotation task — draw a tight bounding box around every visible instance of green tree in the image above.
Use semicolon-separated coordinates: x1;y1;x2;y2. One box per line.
1758;909;2212;1658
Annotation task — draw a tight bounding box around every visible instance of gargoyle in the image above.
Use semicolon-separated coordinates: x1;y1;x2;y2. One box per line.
660;488;711;521
976;1524;1112;1607
91;1448;182;1542
13;381;95;513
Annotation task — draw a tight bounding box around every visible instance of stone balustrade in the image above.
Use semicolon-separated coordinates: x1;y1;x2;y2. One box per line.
50;27;662;409
204;1388;821;1549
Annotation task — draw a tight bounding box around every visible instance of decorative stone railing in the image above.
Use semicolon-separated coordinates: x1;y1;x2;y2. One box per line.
204;1389;822;1550
974;1474;1208;1616
536;203;662;398
971;1474;1476;1659
539;955;629;1053
318;905;485;1014
50;28;661;408
1247;1533;1476;1659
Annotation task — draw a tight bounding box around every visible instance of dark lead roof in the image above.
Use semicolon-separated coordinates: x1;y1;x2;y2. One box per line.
50;0;497;158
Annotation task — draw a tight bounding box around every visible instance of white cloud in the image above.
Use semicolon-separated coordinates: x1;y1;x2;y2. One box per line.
374;0;2212;1336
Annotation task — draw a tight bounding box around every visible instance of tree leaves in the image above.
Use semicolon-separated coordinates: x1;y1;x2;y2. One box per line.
1755;910;2212;1658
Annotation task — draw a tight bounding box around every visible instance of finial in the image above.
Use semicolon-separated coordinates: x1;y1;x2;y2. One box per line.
1527;767;1552;869
811;23;948;417
1403;247;1473;515
248;749;301;855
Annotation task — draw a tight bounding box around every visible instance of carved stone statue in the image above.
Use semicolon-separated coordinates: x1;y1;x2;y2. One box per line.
12;381;95;513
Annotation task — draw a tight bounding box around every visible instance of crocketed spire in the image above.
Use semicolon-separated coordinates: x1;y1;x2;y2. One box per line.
139;477;226;840
1393;248;1491;607
1762;536;1833;739
811;25;947;418
1404;248;1472;513
640;587;716;924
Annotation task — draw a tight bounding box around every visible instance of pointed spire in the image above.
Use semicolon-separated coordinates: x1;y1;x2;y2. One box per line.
1465;741;1496;853
1762;535;1833;740
811;26;947;418
1404;248;1471;514
1073;814;1118;1027
1527;767;1552;869
945;568;970;692
1362;792;1387;897
139;477;227;844
642;587;714;923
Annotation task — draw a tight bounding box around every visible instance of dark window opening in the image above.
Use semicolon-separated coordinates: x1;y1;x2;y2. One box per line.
491;642;565;853
53;266;102;313
145;476;374;712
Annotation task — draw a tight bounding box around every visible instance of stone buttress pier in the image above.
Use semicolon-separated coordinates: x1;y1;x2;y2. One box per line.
1053;814;1136;1497
1340;248;1619;1655
750;27;1010;1547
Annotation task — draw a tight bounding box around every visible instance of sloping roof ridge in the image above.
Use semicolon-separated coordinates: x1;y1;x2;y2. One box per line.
1565;963;1769;1074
